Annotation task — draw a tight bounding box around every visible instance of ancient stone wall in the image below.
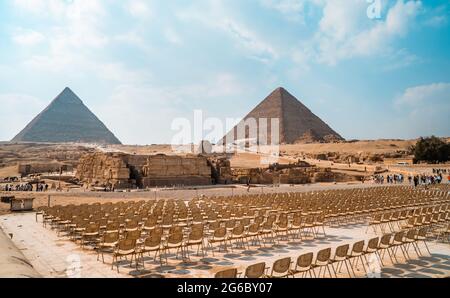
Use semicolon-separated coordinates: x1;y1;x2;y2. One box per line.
76;153;212;189
75;153;131;188
141;155;212;187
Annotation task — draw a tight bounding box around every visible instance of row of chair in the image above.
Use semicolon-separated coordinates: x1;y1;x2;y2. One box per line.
215;227;432;278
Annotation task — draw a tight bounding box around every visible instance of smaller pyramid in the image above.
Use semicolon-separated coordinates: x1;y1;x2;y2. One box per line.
11;87;121;144
222;87;343;145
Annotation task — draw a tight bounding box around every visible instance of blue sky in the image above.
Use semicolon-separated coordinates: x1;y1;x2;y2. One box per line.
0;0;449;144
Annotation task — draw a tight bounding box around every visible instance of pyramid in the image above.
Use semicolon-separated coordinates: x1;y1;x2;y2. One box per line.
222;87;344;144
11;87;121;144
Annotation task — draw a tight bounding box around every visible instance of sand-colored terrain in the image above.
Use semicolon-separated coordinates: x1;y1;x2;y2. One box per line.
281;139;416;155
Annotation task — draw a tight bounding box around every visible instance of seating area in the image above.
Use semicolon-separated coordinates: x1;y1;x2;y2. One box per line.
36;185;450;277
216;226;444;278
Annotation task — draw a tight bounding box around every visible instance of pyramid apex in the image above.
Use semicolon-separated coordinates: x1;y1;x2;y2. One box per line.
53;87;82;104
61;87;76;95
272;87;291;97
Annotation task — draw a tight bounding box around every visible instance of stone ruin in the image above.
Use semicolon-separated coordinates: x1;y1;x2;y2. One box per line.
141;154;212;187
75;152;358;190
225;160;357;185
75;152;212;189
18;163;74;177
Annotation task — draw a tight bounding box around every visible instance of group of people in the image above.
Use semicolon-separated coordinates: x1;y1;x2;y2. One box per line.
2;183;49;192
387;174;404;184
373;174;404;184
432;168;448;175
373;172;447;186
410;174;444;187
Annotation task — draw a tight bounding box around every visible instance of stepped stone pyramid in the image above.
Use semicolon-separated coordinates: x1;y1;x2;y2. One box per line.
12;87;121;144
222;87;344;144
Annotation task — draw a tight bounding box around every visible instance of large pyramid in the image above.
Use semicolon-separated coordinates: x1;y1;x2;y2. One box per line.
11;87;121;144
222;87;344;144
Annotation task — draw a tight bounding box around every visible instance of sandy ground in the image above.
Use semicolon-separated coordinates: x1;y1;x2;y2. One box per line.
0;165;19;178
281;140;417;155
1;185;449;278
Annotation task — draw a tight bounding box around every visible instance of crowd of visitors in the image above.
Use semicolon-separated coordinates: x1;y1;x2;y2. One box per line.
2;183;48;192
373;174;405;184
433;168;448;174
411;174;444;187
373;172;448;186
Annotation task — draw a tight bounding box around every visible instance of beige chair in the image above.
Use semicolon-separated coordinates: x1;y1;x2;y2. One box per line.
391;231;408;262
289;216;303;240
274;219;289;242
363;237;383;268
81;223;100;249
228;224;246;250
112;239;137;273
162;231;185;264
302;215;316;239
137;233;162;268
330;244;352;278
143;216;157;233
246;223;261;247
208;227;228;256
125;220;139;232
105;222;120;234
377;234;394;266
244;262;267;278
184;228;206;259
403;229;421;257
215;268;239;278
348;241;367;276
289;252;315;278
97;232;119;263
267;257;291;278
260;221;275;244
312;248;332;278
125;229;142;242
415;227;431;255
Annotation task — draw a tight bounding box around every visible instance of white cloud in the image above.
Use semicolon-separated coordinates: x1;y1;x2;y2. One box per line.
293;0;422;66
17;0;110;73
126;0;152;18
12;28;45;46
382;48;421;71
260;0;306;22
396;82;450;106
423;4;449;28
425;15;447;27
177;1;278;63
393;82;450;138
164;28;182;45
99;73;248;144
0;93;46;140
